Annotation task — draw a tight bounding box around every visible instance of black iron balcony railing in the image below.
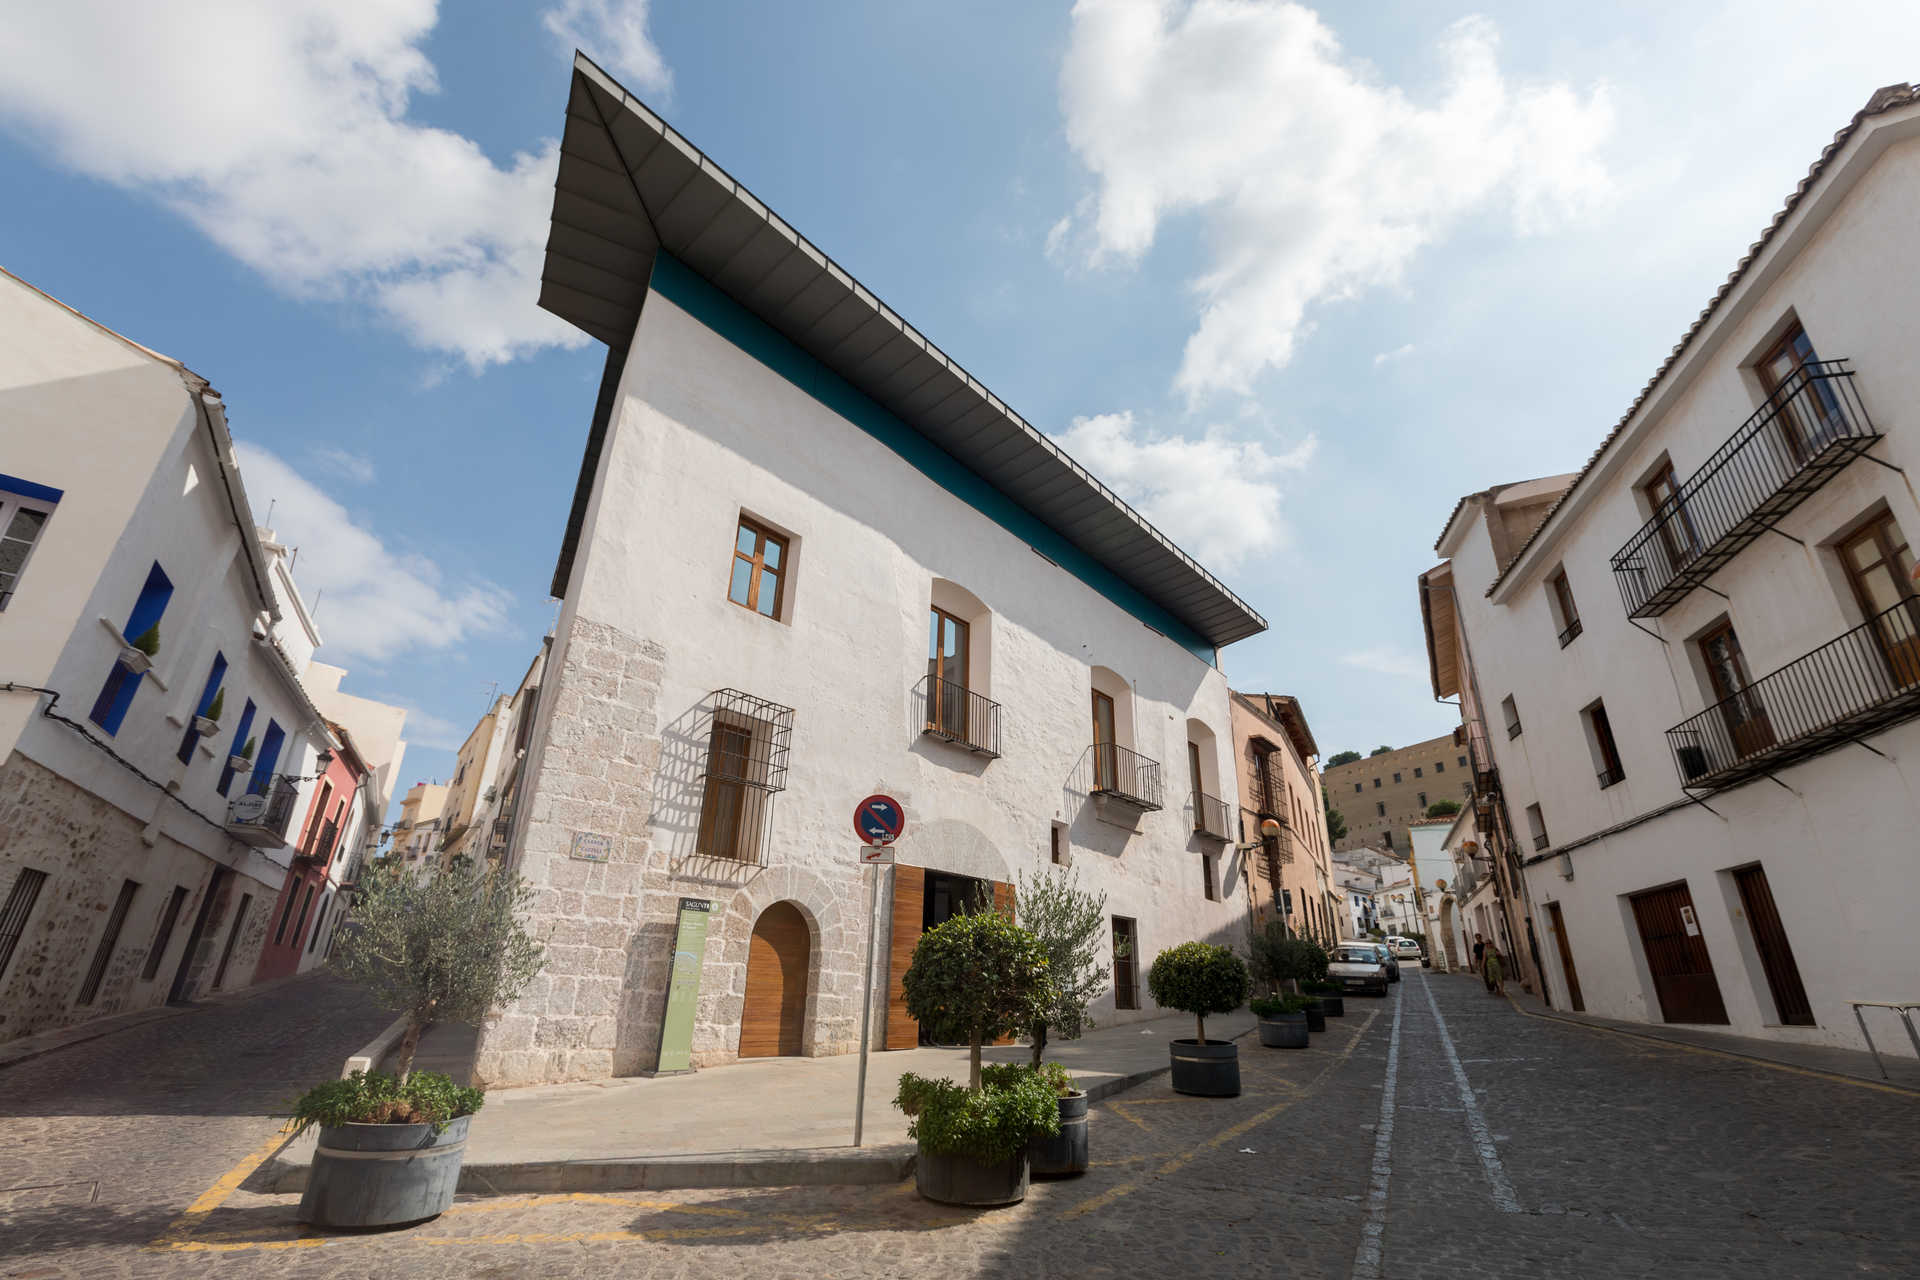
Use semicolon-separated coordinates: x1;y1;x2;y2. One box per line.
227;775;300;848
1191;792;1232;840
916;674;1002;758
1464;721;1500;794
1597;766;1624;790
1667;597;1920;791
1088;742;1163;811
1558;617;1583;648
1532;833;1551;851
1612;360;1880;619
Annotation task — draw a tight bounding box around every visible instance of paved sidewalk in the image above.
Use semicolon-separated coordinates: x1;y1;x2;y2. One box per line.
274;1009;1254;1182
1496;974;1920;1091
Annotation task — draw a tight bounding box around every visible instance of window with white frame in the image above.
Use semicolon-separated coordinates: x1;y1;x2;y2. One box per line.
0;476;61;611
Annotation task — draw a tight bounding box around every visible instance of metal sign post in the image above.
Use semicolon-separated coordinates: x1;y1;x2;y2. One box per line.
851;797;904;1148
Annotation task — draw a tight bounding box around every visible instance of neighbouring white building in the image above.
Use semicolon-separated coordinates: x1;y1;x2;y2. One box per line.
471;56;1269;1085
1421;84;1920;1055
0;268;337;1041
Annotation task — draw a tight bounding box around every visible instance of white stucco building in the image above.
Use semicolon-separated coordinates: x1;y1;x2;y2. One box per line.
0;268;334;1041
470;57;1269;1086
1420;84;1920;1055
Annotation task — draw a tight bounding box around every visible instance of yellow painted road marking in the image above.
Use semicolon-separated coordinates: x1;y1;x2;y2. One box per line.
147;1127;307;1252
1060;1008;1383;1221
1503;994;1920;1099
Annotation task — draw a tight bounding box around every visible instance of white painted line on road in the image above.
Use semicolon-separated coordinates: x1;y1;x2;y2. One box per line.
1349;987;1403;1280
1419;971;1523;1214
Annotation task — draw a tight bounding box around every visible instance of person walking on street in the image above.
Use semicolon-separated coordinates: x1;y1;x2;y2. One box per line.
1472;933;1492;991
1484;947;1505;996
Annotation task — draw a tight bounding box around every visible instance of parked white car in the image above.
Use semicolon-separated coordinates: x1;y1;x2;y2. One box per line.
1386;936;1424;963
1328;944;1390;997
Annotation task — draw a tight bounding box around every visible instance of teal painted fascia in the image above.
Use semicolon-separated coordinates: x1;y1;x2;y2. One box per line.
646;252;1218;666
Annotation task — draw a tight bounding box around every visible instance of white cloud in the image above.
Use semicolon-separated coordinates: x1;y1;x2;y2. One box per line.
386;704;468;752
234;442;513;663
1339;646;1429;681
1051;411;1315;571
0;1;669;369
1054;1;1613;400
544;0;673;98
310;447;377;485
1372;343;1415;368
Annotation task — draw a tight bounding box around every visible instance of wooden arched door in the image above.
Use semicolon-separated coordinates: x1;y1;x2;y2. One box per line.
740;902;810;1058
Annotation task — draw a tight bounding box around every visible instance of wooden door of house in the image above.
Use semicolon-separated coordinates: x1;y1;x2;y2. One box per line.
1112;917;1139;1010
1629;883;1729;1024
1732;865;1814;1026
1546;902;1584;1012
885;867;1015;1049
1699;622;1775;761
739;902;809;1057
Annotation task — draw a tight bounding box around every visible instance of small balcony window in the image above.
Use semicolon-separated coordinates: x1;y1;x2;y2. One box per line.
1525;803;1550;852
1549;569;1583;647
1502;695;1523;739
1585;700;1625;789
694;689;794;863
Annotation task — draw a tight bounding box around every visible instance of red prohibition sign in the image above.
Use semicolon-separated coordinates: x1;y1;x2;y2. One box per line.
853;794;905;845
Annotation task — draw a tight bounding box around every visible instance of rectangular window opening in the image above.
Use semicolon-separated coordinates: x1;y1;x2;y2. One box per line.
141;885;191;981
77;879;140;1006
727;516;789;619
0;868;50;982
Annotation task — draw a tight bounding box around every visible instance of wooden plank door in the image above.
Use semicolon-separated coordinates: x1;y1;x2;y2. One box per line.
1546;902;1584;1012
1629;884;1729;1024
1733;865;1814;1026
739;902;810;1057
885;866;925;1050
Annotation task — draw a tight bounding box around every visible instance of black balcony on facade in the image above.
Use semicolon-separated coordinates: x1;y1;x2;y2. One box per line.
1666;598;1920;791
1597;766;1624;790
916;674;1002;758
1611;361;1881;619
1532;833;1551;851
1558;617;1583;647
1087;742;1163;811
1191;792;1232;841
227;776;300;849
1464;722;1501;794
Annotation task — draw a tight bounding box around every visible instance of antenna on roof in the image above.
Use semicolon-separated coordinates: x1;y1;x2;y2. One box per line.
264;498;277;526
310;588;323;619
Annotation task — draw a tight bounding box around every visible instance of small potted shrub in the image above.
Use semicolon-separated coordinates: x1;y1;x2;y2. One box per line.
1016;869;1109;1176
1252;994;1310;1048
193;688;224;738
897;911;1057;1206
1304;979;1346;1018
121;623;160;675
295;860;544;1229
1146;941;1250;1097
229;735;256;775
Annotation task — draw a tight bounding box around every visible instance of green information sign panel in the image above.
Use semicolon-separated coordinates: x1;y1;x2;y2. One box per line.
654;897;713;1074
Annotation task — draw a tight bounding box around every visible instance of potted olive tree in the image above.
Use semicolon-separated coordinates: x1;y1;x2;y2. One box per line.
1146;942;1250;1097
292;859;544;1229
895;911;1058;1206
1015;868;1109;1176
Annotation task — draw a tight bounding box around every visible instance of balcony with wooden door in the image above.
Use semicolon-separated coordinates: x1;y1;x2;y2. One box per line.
1666;597;1920;790
1085;742;1163;811
1610;359;1882;619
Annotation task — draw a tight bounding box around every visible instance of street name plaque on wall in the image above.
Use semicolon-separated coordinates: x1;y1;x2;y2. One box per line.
568;831;611;862
652;898;715;1075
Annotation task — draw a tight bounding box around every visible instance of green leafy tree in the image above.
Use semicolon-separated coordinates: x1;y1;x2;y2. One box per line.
1249;922;1328;996
1146;942;1249;1044
331;858;546;1081
1323;786;1348;843
1015;869;1109;1069
1426;798;1462;818
1325;750;1362;768
1369;745;1393;757
902;911;1054;1091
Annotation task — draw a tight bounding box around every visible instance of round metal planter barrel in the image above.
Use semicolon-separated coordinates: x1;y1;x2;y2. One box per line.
1028;1091;1089;1178
915;1146;1030;1206
1317;994;1346;1017
1169;1038;1241;1096
1303;1000;1327;1033
298;1115;469;1228
1257;1014;1310;1049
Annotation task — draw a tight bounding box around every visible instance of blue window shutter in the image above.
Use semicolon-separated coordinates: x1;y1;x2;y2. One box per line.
176;653;228;765
249;721;286;794
219;699;257;797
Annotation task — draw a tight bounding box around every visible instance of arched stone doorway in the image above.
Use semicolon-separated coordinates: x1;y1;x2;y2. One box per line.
740;901;810;1057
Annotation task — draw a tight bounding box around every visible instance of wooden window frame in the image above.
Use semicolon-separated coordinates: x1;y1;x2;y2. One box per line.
727;516;789;619
927;606;970;738
1641;460;1702;568
1091;689;1117;791
696;717;762;861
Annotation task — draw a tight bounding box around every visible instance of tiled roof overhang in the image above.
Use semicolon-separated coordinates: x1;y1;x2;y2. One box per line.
539;54;1267;648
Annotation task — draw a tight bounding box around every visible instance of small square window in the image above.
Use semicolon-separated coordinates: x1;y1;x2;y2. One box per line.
727;517;788;619
1373;778;1381;789
1434;761;1445;773
1414;766;1423;778
1050;822;1069;866
1392;772;1401;784
1353;782;1362;793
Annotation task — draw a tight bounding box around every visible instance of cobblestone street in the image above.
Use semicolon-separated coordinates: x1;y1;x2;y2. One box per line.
4;969;1917;1278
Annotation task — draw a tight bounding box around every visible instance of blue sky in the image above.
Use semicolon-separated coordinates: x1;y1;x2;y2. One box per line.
4;1;1917;813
